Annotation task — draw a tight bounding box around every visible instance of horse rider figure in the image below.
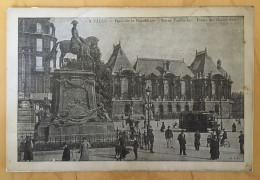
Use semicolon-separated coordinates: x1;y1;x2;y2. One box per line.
71;20;85;59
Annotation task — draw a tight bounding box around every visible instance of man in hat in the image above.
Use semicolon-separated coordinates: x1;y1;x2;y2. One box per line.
24;136;34;161
148;129;155;153
238;131;244;154
165;126;173;148
177;130;187;155
71;20;84;57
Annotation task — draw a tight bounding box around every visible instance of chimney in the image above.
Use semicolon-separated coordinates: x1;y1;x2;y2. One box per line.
217;59;222;69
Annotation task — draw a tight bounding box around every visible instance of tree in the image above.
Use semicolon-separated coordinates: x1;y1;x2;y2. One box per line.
89;44;113;116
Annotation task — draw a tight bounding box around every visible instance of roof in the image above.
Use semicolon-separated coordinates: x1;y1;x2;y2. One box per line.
106;43;136;75
218;67;228;77
133;58;194;78
189;50;220;76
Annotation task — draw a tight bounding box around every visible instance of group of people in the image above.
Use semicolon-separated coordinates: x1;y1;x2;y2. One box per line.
62;137;92;161
18;136;34;161
162;122;244;160
163;126;188;155
115;128;155;161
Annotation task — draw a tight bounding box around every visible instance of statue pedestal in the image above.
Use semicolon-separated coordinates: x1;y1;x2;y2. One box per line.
36;69;114;142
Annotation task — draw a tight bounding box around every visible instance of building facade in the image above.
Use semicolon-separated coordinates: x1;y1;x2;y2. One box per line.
18;18;57;100
107;43;233;120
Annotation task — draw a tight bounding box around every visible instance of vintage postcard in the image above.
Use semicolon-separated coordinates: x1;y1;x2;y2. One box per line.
6;7;253;171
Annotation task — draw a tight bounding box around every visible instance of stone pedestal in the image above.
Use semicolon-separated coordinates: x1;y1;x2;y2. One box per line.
36;70;114;142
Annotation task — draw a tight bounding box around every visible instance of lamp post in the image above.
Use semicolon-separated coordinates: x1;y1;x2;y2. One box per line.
220;81;223;130
145;86;152;133
22;81;26;100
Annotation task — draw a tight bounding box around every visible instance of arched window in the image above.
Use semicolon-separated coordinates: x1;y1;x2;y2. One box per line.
121;77;128;98
185;104;189;112
36;23;42;33
215;104;220;115
50;41;54;50
124;103;131;116
159;104;164;118
168;104;172;114
176;104;181;112
22;20;29;32
44;26;49;34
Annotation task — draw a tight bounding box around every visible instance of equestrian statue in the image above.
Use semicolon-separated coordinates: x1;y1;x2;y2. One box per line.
47;20;101;70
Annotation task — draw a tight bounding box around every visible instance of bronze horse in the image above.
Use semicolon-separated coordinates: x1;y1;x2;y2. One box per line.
48;36;99;68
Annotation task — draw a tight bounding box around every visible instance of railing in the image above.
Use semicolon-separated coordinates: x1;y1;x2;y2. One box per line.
17;130;145;151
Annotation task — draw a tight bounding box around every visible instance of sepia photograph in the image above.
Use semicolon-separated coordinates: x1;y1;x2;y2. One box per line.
6;7;254;171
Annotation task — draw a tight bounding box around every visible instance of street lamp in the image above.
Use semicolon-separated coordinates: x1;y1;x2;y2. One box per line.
22;81;26;100
220;81;223;130
145;86;152;133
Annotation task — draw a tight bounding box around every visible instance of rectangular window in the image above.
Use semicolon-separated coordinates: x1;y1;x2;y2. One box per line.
36;23;42;33
36;56;43;71
50;41;53;50
36;38;43;51
50;59;54;69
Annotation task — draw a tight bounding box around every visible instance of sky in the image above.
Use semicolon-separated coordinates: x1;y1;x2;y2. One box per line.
50;16;244;92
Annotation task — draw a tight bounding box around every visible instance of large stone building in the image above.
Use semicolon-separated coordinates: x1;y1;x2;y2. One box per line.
18;18;57;138
107;43;233;120
18;18;57;100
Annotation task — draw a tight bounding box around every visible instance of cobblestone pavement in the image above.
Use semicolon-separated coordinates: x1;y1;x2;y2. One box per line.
28;119;244;162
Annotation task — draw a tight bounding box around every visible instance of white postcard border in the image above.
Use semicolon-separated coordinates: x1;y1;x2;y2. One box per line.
6;7;254;172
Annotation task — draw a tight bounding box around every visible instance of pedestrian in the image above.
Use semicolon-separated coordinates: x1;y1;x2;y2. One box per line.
173;122;178;128
132;137;139;160
220;129;228;146
194;130;201;151
165;126;173;148
121;115;125;128
79;138;91;161
232;123;237;132
207;132;214;147
62;142;71;161
18;139;23;161
143;131;149;150
24;136;33;161
115;140;122;161
160;122;166;132
177;130;187;155
119;132;129;159
148;129;155;153
238;131;244;154
210;135;220;160
135;120;140;129
238;119;241;126
216;128;221;143
137;130;142;145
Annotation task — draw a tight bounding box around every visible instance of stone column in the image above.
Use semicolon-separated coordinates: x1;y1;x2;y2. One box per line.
181;80;186;100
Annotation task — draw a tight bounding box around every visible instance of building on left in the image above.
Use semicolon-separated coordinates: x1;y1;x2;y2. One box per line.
18;18;57;138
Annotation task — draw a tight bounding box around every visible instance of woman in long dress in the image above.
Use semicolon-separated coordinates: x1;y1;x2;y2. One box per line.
210;135;220;160
79;138;91;161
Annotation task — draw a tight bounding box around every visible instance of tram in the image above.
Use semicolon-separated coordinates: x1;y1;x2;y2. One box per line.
179;111;219;132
